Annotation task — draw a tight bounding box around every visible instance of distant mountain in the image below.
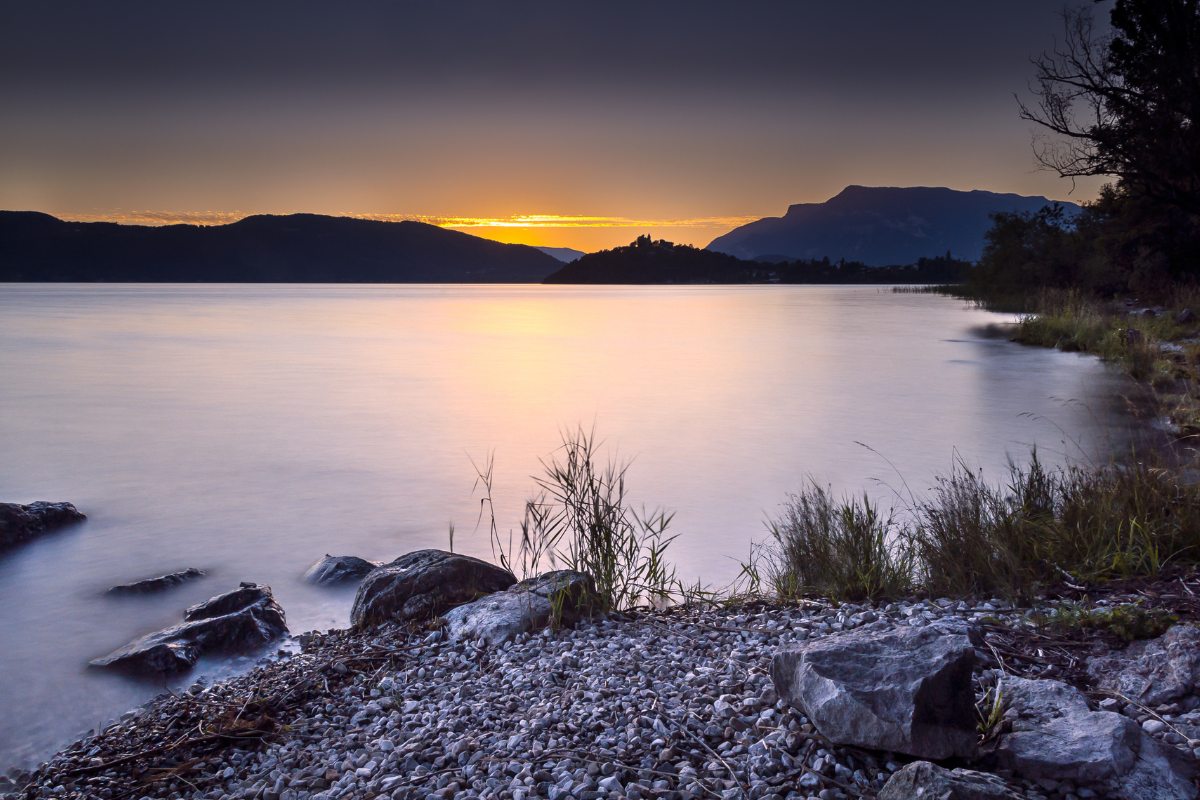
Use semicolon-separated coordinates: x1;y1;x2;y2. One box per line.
534;246;587;263
706;186;1080;266
0;212;563;283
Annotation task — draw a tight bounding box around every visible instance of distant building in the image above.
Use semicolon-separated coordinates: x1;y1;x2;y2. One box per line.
633;235;673;250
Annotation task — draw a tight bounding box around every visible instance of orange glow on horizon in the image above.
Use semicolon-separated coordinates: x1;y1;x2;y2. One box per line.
54;211;764;251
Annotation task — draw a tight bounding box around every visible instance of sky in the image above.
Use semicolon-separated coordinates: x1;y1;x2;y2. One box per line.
0;1;1112;252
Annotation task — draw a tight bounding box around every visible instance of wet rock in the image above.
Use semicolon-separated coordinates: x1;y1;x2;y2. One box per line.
303;554;381;586
90;582;287;675
1088;624;1200;707
350;549;516;628
993;675;1197;800
105;568;205;595
771;619;978;759
1177;308;1196;324
880;761;1024;800
0;501;86;550
444;570;597;646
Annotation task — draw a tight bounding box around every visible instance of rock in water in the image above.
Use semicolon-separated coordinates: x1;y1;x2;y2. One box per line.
1087;624;1200;707
350;549;516;628
771;620;978;759
303;554;381;586
90;582;287;675
0;501;86;550
105;568;205;595
444;570;597;645
994;675;1197;800
880;761;1025;800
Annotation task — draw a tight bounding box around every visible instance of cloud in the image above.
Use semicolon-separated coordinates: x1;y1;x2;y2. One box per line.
59;211;764;230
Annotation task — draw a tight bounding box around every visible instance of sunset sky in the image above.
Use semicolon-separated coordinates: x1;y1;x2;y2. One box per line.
1;1;1110;252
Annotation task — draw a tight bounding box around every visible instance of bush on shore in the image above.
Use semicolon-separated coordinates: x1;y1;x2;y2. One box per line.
764;451;1200;603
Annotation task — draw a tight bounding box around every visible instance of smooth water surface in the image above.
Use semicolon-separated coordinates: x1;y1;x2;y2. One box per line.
0;284;1140;767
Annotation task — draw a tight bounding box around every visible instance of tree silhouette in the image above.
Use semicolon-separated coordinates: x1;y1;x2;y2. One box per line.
1020;0;1200;214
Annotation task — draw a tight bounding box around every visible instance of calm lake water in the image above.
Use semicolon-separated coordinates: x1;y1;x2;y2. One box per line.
0;284;1143;768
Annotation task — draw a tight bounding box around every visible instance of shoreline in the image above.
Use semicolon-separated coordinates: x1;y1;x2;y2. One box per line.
9;582;1200;800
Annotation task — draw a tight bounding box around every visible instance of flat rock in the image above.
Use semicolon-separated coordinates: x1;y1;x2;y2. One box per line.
0;501;86;550
444;570;597;646
994;675;1197;800
350;549;516;628
90;582;287;675
880;761;1024;800
1088;624;1200;707
303;554;381;586
771;620;978;759
105;568;205;595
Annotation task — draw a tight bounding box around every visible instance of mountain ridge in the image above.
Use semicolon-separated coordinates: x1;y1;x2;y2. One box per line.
706;185;1080;266
0;212;563;283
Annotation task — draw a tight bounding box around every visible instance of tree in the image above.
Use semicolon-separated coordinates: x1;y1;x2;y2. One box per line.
1020;0;1200;215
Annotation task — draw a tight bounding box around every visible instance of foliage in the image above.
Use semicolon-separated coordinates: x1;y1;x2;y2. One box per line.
1020;1;1200;217
543;238;970;285
761;450;1200;603
534;426;678;612
477;426;678;612
1033;600;1177;642
764;482;913;601
965;1;1200;299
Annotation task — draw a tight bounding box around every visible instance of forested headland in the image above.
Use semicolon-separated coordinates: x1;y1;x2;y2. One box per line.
543;235;969;284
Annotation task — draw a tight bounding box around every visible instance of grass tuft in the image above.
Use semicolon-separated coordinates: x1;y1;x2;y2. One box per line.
764;483;913;601
761;449;1200;603
476;425;679;612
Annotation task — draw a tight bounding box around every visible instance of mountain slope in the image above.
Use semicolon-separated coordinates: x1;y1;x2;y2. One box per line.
0;212;563;283
534;246;587;263
706;186;1079;266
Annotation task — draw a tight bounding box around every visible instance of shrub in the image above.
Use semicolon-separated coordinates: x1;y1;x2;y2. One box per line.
764;483;912;601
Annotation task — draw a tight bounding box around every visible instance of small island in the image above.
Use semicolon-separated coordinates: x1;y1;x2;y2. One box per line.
543;235;968;285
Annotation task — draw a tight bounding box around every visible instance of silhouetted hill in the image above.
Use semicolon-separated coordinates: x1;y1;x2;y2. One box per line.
0;212;563;283
534;246;587;263
706;186;1080;265
543;235;968;284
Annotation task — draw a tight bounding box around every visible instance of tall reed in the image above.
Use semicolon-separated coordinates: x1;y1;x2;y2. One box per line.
475;425;679;612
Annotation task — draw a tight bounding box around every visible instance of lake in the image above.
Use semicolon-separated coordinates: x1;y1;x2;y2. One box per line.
0;283;1143;769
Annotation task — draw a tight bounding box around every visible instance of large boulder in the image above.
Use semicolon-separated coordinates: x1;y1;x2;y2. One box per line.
0;501;86;550
303;554;381;586
1088;624;1200;707
444;570;597;646
880;762;1025;800
993;675;1197;800
350;549;516;629
106;568;205;595
771;620;978;760
90;582;287;675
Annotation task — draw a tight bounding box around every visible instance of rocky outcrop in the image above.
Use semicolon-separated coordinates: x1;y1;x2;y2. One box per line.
880;762;1025;800
106;568;205;595
993;674;1197;800
0;501;86;550
350;550;516;629
303;555;381;586
90;582;287;675
1088;624;1200;707
771;620;979;759
444;570;597;646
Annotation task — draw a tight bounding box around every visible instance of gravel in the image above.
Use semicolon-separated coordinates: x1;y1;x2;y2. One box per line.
5;597;1192;800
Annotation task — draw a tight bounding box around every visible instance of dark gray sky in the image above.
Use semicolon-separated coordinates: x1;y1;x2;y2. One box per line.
0;1;1112;249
